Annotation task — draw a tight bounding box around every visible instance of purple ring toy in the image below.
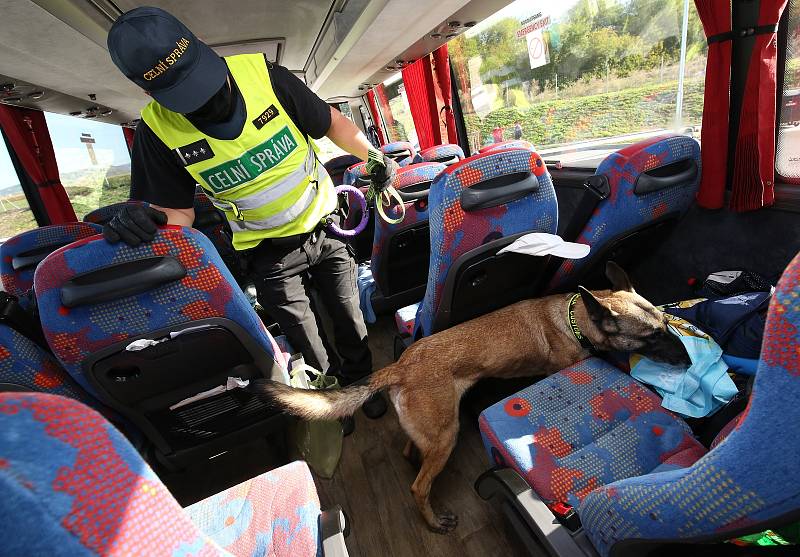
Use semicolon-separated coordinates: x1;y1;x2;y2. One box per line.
326;184;369;238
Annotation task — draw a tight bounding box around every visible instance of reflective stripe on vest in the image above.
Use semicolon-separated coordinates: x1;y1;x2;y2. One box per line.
140;53;336;250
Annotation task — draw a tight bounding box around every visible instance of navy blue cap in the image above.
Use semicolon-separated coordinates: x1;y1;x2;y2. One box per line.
107;6;227;114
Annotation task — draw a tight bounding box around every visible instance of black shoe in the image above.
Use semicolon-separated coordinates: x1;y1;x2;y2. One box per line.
362;392;387;419
341;415;355;437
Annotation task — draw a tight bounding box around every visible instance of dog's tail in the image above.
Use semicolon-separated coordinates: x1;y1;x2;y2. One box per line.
248;364;398;421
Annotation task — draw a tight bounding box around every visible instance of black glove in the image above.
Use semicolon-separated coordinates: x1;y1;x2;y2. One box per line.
103;204;168;246
365;150;399;197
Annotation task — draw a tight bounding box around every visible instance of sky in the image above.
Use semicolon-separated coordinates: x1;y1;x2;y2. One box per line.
0;111;131;189
466;0;583;37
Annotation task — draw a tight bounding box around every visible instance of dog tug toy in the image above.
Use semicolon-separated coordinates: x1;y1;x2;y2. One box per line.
323;147;405;237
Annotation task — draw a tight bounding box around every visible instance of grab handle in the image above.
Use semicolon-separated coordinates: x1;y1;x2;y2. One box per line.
61;256;186;308
634;158;698;194
460;172;538;212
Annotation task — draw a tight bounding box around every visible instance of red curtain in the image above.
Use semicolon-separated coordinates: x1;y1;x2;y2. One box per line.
375;84;397;141
432;45;459;144
402;55;441;150
694;0;733;210
730;0;788;211
366;88;387;144
122;126;135;154
0;105;76;223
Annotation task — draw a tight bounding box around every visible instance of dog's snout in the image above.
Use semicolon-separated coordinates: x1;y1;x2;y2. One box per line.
643;332;691;366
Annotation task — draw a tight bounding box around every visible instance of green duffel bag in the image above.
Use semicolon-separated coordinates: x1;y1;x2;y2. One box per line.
287;362;343;479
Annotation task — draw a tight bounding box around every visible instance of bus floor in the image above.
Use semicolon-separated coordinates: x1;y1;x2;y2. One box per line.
160;313;534;556
312;314;533;557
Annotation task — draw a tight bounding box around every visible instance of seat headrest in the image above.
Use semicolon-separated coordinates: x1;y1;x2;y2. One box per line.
0;223;102;297
600;135;700;195
344;161;370;186
479;140;535;154
381;141;417;161
418;144;465;166
83;201;145;225
393;162;446;202
444;148;547;212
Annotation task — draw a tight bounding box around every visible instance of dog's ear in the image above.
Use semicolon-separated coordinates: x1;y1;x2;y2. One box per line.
605;261;635;293
578;286;619;331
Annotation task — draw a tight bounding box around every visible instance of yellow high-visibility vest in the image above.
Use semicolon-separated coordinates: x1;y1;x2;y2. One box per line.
141;53;336;250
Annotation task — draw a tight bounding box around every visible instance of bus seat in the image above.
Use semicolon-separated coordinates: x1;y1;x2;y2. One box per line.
381;141;417;167
0;392;349;557
0;322;103;410
476;249;800;557
370;163;445;312
417;144;465;166
83;200;145;226
412;147;558;338
547;134;701;293
479;140;535;154
34;226;290;467
0;222;101;300
324;154;361;186
343;161;369;188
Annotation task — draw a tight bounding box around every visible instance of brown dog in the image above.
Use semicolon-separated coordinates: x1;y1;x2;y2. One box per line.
251;263;688;533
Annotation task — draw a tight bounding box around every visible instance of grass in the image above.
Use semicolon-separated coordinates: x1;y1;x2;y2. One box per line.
0;171;132;240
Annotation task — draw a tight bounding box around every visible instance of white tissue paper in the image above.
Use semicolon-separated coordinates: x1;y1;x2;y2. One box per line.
169;377;250;410
498;232;591;259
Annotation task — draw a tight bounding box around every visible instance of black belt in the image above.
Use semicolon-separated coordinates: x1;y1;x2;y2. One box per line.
707;24;778;45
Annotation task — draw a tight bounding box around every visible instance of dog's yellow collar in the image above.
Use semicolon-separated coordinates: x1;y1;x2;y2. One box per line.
567;293;597;352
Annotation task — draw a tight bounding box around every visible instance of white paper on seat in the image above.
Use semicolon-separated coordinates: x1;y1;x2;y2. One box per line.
498;232;591;259
169;377;250;410
126;324;218;352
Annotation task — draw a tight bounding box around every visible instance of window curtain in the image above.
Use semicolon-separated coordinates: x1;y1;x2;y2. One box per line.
730;0;788;211
366;89;387;145
432;45;459;145
123;126;135;154
694;0;733;210
0;105;76;223
376;83;398;142
402;55;441;150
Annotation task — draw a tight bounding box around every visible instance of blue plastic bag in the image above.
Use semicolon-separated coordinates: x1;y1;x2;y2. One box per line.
631;328;738;418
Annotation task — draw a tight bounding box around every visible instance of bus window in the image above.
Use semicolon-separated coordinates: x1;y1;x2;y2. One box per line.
448;0;707;165
44;112;132;219
0;131;36;240
379;74;419;148
316;102;354;163
777;0;799;182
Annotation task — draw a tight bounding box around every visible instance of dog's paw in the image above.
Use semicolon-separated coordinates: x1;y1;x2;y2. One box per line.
428;510;459;534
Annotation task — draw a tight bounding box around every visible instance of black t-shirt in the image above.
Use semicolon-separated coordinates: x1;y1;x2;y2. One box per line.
130;60;332;209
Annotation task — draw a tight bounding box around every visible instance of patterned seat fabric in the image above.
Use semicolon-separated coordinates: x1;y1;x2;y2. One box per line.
343;161;369;188
0;223;102;299
34;226;286;399
381;141;417;167
186;461;321;557
370;163;445;297
416;144;465;166
0;392;321;556
479;140;535;153
83;201;145;226
0;323;101;410
578;251;800;556
413;148;557;337
547;134;700;292
479;358;706;510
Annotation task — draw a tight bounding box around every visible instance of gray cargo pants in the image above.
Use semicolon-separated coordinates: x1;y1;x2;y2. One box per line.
247;226;372;384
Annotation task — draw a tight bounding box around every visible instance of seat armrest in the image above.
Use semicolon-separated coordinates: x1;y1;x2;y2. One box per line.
475;468;598;557
320;505;349;557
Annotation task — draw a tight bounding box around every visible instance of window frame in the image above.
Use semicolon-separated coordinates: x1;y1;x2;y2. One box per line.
775;0;800;186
